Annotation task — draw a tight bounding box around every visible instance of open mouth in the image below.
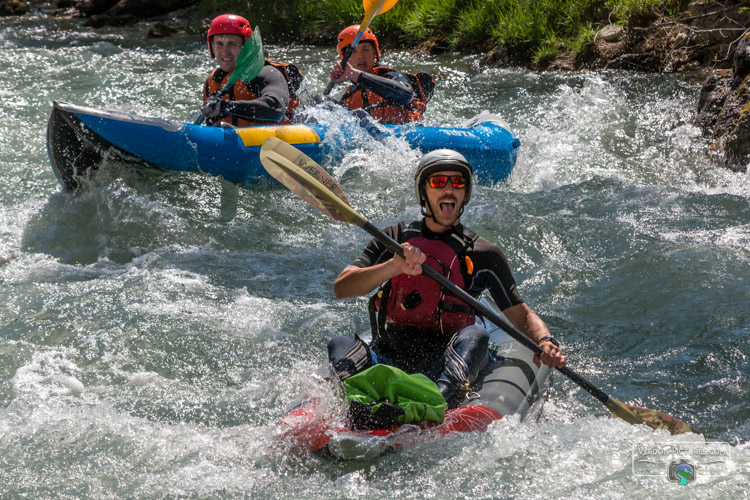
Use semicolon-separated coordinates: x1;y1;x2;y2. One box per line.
439;201;456;217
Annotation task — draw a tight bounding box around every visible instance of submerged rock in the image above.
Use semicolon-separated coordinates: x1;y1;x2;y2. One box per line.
84;12;136;27
147;21;179;39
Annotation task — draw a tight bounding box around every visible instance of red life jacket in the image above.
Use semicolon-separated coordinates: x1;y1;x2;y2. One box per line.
340;66;433;125
371;222;476;337
203;59;302;127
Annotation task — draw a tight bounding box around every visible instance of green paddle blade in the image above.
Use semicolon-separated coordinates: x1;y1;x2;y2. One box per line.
259;137;366;226
228;27;265;85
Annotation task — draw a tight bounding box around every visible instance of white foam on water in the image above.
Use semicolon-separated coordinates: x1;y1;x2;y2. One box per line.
11;349;86;400
0;31;747;497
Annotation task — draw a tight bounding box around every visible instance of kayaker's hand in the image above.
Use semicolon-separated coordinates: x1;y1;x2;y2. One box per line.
535;340;566;369
393;242;425;276
330;61;360;84
202;99;221;119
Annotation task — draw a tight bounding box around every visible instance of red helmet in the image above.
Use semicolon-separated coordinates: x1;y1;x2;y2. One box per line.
337;25;380;60
207;14;252;58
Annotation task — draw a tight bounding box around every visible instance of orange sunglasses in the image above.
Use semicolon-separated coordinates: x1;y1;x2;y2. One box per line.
427;175;467;189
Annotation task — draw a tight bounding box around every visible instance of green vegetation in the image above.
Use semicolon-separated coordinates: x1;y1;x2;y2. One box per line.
199;0;682;65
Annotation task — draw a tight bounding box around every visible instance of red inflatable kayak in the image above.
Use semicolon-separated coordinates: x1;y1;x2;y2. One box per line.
277;297;551;460
278;399;503;460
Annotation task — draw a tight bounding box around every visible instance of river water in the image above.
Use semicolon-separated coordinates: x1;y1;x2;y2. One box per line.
1;12;749;498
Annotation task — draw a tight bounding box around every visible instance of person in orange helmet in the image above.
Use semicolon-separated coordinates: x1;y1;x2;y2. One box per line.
202;14;302;127
329;25;434;125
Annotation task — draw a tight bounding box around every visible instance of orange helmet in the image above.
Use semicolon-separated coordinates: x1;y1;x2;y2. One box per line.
207;14;252;58
337;25;380;60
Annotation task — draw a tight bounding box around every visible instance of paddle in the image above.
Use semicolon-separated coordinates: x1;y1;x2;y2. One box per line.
196;27;266;125
323;0;399;97
258;137;700;436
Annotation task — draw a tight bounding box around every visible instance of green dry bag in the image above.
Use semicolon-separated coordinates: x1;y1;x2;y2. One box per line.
343;364;447;426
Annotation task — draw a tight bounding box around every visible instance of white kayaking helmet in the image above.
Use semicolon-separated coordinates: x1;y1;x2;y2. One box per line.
414;149;473;209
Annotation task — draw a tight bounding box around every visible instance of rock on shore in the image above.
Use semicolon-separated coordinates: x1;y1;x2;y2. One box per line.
541;1;749;172
0;0;28;16
77;0;199;28
696;33;750;172
553;1;750;72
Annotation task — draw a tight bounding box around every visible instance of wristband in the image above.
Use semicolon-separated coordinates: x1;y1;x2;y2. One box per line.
538;335;560;348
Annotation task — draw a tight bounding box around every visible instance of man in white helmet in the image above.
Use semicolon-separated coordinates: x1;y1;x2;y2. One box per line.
329;149;565;408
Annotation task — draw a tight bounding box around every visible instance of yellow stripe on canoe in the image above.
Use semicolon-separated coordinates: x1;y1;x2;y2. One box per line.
235;125;321;147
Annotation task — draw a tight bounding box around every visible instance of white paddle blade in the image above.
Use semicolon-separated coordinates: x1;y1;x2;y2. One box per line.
259;137;365;226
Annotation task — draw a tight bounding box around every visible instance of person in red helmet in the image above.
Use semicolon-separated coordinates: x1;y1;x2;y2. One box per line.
202;14;303;127
329;25;434;125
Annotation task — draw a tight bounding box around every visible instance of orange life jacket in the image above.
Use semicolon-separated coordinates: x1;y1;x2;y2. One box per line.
340;66;432;125
203;59;302;127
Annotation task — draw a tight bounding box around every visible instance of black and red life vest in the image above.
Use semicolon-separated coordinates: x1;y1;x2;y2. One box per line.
370;221;477;338
203;58;302;127
340;66;434;125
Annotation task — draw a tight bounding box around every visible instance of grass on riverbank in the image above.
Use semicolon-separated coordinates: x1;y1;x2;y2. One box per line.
200;0;683;65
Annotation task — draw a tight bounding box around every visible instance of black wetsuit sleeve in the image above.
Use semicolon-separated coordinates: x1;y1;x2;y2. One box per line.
357;71;415;105
220;65;290;123
351;224;401;268
466;236;524;311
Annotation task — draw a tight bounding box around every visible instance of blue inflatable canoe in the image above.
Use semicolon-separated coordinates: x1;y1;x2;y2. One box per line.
47;101;521;191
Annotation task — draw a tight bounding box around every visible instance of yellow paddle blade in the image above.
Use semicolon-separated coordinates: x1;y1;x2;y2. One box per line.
259;137;367;227
361;0;399;26
363;0;399;16
605;397;699;435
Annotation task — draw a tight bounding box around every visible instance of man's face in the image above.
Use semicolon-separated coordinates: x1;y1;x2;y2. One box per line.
212;34;245;73
421;170;467;228
348;42;377;72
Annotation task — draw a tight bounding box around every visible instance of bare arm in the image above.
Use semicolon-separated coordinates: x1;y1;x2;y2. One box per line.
503;302;566;368
334;242;425;299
